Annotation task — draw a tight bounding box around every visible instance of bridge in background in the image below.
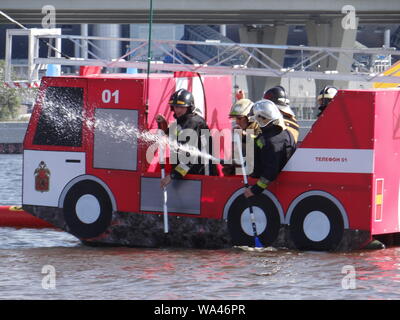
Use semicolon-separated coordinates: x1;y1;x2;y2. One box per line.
1;1;400;98
0;0;400;24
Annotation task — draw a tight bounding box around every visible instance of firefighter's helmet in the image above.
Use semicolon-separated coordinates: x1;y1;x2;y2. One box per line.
169;89;195;111
263;86;294;116
263;86;290;106
317;86;338;107
252;99;283;128
229;99;254;118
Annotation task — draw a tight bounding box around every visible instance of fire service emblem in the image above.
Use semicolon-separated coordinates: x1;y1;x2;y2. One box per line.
34;161;51;192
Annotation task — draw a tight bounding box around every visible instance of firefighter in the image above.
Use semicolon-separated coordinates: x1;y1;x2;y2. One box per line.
317;86;338;117
222;98;261;176
156;89;215;188
244;99;296;198
263;86;300;143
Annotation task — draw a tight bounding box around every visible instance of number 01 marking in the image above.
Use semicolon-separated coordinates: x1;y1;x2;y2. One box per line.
102;89;119;104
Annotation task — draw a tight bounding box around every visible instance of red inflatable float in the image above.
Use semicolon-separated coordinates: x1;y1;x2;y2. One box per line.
0;205;55;229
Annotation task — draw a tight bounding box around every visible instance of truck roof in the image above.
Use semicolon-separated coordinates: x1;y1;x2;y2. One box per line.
43;73;223;81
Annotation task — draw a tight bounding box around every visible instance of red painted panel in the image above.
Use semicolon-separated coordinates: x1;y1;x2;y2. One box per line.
85;78;146;213
371;89;400;234
301;90;375;149
202;75;233;132
146;75;176;131
0;206;55;228
272;171;372;230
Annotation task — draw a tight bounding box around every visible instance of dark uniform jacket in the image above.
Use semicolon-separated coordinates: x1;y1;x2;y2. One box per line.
168;111;217;179
250;124;296;195
222;121;261;176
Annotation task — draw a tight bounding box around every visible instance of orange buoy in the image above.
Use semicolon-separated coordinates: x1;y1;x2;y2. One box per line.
0;205;55;229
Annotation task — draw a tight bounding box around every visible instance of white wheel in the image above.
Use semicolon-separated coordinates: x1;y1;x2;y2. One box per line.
303;211;331;242
75;194;101;224
240;206;267;236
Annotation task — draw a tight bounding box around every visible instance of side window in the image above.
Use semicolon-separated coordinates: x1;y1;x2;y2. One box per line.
33;86;83;147
93;108;138;171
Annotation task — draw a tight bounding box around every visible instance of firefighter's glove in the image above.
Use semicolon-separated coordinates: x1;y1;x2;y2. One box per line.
156;114;168;133
250;177;269;195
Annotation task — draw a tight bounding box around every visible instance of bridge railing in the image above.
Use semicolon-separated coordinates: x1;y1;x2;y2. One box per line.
184;25;244;66
4;28;400;88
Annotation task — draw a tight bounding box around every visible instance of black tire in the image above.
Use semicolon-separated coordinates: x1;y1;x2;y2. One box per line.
289;195;344;251
63;180;113;239
227;193;281;247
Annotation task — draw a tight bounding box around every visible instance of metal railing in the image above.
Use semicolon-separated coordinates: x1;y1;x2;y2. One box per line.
4;28;400;87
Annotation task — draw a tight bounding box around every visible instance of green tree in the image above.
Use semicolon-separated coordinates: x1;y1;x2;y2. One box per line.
0;60;21;120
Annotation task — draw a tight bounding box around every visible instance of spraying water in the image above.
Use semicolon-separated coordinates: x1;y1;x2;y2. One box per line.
37;89;224;165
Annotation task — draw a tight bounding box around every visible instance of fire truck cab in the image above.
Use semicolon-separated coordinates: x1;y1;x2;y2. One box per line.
21;71;400;251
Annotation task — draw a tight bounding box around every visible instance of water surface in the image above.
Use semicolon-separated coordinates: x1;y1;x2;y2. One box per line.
1;154;400;300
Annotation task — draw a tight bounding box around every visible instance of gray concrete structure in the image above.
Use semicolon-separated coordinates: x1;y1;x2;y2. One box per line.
306;17;359;91
0;122;27;143
239;23;290;98
1;1;400;24
92;24;121;61
129;24;184;60
238;16;360;97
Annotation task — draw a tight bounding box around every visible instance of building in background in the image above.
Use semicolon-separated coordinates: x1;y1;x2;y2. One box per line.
0;23;399;119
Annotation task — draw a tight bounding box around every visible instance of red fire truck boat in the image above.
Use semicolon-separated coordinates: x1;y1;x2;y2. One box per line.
21;71;400;251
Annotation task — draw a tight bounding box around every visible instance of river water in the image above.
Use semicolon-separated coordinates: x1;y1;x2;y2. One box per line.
1;154;400;300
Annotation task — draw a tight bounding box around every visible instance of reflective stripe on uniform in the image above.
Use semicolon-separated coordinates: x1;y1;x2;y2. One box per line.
284;119;299;130
169;100;186;105
256;137;265;149
256;177;269;189
284;118;299;143
175;163;190;177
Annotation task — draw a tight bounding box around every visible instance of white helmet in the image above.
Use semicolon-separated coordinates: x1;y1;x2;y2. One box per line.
252;99;284;128
317;86;338;106
229;99;254;118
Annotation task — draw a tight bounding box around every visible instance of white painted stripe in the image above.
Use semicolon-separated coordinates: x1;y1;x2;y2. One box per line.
283;148;374;174
5;82;17;88
5;81;40;88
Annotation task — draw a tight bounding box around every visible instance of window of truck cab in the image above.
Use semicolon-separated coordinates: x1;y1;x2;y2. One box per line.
32;86;84;148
